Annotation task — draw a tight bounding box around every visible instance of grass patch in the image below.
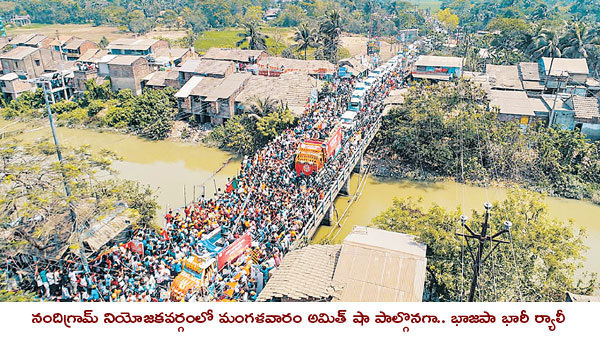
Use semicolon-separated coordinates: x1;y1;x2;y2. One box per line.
194;27;294;55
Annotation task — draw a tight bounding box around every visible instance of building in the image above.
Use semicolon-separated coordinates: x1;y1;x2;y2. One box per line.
264;8;281;21
488;90;549;128
338;56;372;78
485;64;523;91
174;76;230;121
178;59;236;85
0;72;34;100
142;69;181;90
544;94;600;140
61;38;98;61
518;62;545;95
106;38;169;56
412;55;464;81
9;33;52;48
199;72;251;124
540;57;589;90
148;47;195;70
0;46;63;79
253;56;336;77
236;72;323;116
107;56;151;95
201;48;267;69
258;227;427;302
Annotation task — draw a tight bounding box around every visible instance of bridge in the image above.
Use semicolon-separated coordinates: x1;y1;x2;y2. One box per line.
293;114;382;247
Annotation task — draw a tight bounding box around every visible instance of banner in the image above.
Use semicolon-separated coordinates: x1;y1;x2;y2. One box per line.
217;232;251;269
128;240;144;255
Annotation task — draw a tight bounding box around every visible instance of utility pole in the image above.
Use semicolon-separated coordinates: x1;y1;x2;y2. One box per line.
457;202;512;302
548;71;568;128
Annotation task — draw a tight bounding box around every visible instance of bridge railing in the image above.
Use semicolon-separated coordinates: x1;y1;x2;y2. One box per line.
292;116;382;248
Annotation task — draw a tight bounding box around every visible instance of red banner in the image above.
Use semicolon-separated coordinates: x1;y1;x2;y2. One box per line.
217;232;251;270
128;240;144;256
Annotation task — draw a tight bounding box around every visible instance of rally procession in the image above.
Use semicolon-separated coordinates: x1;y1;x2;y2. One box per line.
24;54;407;302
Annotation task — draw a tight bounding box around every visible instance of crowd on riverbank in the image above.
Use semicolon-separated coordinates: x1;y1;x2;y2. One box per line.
18;60;407;302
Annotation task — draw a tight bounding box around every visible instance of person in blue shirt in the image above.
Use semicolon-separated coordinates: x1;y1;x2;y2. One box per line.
90;285;100;301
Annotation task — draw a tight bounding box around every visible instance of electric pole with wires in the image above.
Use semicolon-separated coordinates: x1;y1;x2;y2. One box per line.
457;202;512;302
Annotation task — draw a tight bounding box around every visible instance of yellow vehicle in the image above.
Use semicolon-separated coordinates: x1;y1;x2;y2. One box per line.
169;255;217;301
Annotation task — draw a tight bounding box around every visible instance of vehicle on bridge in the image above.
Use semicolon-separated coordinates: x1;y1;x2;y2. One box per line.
341;110;357;129
295;122;343;176
170;254;217;301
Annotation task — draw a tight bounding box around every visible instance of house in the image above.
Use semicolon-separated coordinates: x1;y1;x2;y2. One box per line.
339;56;372;78
76;48;110;68
485;64;523;91
412;55;464;81
235;72;323;116
543;94;600;139
200;72;251;124
258;227;427;302
0;46;63;79
540;57;589;90
148;47;195;70
263;8;281;21
0;72;34;100
518;62;545;95
9;33;52;48
488;90;548;128
106;38;169;56
47;35;74;51
107;56;151;95
174;76;228;120
142;69;181;90
178;58;236;85
254;56;336;77
61;38;98;61
201;48;267;69
97;55;118;77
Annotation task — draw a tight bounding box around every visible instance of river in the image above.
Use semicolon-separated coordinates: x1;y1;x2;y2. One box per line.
2;119;599;274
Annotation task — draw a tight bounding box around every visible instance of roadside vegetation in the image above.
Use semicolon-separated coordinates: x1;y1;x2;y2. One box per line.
375;80;600;203
372;189;597;301
1;80;178;141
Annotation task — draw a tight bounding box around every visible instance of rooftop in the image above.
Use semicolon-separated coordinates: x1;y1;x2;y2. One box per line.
107;55;146;66
10;33;43;46
541;57;589;76
63;38;92;50
204;72;251;100
257;56;336;74
202;48;266;63
0;46;38;60
143;69;180;87
570;96;600;120
77;48;109;63
331;226;427;302
180;58;234;76
107;38;160;51
488;90;536;116
257;244;341;301
486;64;523;90
415;55;464;68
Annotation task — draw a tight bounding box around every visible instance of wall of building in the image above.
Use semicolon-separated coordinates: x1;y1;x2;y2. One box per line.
108;59;150;95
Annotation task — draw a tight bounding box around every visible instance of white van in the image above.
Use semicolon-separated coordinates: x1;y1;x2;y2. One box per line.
364;77;377;89
341;110;358;129
354;82;366;91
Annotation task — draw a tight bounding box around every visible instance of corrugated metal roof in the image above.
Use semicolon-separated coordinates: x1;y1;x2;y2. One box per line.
202;48;266;63
519;62;541;81
205;72;250;99
64;38;90;50
175;76;205;98
257;244;341;301
542;57;589;76
107;38;159;51
415;55;464;68
331;226;427;302
489;90;536;116
108;55;145;66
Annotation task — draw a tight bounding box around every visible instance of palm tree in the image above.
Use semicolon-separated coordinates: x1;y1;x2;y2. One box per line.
293;22;317;60
319;10;343;63
236;23;267;50
527;27;562;90
248;96;277;118
559;21;600;59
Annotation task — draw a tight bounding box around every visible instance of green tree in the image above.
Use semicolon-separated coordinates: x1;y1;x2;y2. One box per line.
559;21;600;59
98;36;109;49
371;190;597;301
236;22;268;50
319;9;343;63
294;22;318;60
437;8;459;31
275;4;308;27
129;88;177;140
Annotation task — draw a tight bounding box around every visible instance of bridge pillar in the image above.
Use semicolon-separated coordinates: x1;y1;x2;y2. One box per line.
354;154;366;173
340;176;351;196
321;205;336;226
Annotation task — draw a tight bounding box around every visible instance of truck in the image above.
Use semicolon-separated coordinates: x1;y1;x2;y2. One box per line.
170;254;217;301
295;122;343;176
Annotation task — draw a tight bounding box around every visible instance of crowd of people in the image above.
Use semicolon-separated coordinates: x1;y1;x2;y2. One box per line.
15;56;408;302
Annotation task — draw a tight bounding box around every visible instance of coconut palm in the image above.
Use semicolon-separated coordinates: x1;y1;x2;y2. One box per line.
236;23;267;50
248;96;277;118
319;10;343;63
293;22;317;60
559;21;600;59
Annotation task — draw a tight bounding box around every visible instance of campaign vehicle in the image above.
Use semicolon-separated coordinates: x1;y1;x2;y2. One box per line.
294;122;343;176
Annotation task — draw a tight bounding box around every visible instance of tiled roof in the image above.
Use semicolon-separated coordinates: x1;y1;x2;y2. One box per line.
0;46;38;60
257;244;341;301
415;55;464;68
572;96;600;120
202;48;266;63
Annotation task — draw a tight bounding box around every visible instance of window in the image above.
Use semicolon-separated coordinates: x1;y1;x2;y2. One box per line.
0;81;5;88
34;59;40;66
